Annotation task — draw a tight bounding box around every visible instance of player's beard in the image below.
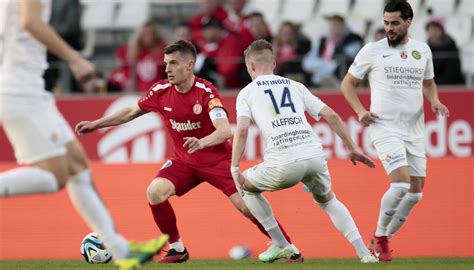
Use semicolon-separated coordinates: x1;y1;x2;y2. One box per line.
387;30;407;47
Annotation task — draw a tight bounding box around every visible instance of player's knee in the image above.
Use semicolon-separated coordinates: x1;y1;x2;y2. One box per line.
237;201;254;219
66;140;90;176
147;178;173;204
35;158;69;189
313;191;334;204
239;191;259;218
409;177;424;193
48;167;69;189
228;192;254;219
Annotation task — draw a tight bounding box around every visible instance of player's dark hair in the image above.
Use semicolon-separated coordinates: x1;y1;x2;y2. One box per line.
384;0;414;21
164;40;197;60
244;39;274;59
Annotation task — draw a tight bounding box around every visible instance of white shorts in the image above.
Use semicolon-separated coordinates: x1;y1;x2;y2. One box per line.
243;156;331;195
373;136;426;177
0;93;75;164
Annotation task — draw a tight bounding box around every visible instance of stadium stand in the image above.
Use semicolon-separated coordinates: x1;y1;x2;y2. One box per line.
280;0;317;23
113;0;151;29
66;0;474;91
351;0;386;20
424;0;456;16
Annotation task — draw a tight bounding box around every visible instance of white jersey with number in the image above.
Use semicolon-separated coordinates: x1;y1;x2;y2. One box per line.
348;38;434;141
236;74;327;165
0;0;51;95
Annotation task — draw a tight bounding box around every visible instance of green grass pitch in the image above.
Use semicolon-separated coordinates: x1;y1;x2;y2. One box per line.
0;258;473;270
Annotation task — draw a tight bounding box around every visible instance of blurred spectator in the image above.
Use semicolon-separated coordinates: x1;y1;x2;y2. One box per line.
224;0;252;32
274;22;311;83
194;18;224;86
44;0;83;93
238;12;273;85
171;21;221;86
373;27;386;41
303;14;363;87
426;18;464;85
174;22;192;42
108;21;167;92
240;12;272;47
189;0;228;43
198;17;247;89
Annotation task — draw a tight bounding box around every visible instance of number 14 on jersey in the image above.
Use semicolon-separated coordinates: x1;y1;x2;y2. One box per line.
264;87;296;114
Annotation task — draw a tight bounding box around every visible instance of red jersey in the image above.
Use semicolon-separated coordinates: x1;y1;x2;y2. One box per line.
189;6;229;43
138;77;231;166
111;44;166;92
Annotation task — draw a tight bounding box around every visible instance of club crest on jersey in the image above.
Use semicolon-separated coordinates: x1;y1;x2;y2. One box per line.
400;51;408;59
193;103;203;114
412;50;421;60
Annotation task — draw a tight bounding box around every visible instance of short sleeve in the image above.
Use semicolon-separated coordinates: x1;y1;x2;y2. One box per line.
424;47;435;80
236;89;252;120
301;84;327;121
137;82;167;112
200;80;226;112
348;43;373;80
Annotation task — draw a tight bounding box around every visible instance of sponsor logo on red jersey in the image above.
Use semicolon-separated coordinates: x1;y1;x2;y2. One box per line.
170;119;202;132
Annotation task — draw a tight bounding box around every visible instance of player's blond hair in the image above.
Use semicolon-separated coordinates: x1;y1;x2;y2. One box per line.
244;39;275;65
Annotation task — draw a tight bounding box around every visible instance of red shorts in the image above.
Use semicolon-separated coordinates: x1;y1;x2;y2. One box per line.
156;158;237;197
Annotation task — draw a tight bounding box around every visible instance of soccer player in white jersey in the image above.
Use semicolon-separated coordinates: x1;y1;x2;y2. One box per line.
340;0;449;262
231;39;379;264
0;0;167;269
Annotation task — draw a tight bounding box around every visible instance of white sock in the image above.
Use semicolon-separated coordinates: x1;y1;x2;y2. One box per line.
0;167;58;196
170;239;185;252
374;183;410;237
66;169;129;259
352;238;371;258
243;191;289;248
386;192;423;238
317;196;367;257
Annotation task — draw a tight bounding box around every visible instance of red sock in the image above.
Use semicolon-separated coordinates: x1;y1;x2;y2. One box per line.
250;218;292;244
149;201;180;243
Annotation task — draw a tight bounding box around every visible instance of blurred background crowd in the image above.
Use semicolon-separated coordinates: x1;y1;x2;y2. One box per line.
45;0;474;94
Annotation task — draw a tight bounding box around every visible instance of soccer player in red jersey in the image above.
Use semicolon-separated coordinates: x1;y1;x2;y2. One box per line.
76;40;301;264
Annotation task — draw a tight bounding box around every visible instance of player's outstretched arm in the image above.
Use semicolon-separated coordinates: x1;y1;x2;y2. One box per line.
340;73;377;127
75;105;147;136
20;0;94;81
320;107;375;168
230;116;251;187
423;79;450;117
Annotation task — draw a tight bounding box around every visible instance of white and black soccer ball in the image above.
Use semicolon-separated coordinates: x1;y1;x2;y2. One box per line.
80;233;113;264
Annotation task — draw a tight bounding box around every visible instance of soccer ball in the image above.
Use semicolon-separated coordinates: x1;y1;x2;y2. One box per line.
80;233;113;264
229;245;251;260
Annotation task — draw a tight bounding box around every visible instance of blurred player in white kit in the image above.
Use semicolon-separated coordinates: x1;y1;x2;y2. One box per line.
340;0;449;262
0;0;167;269
231;39;379;264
